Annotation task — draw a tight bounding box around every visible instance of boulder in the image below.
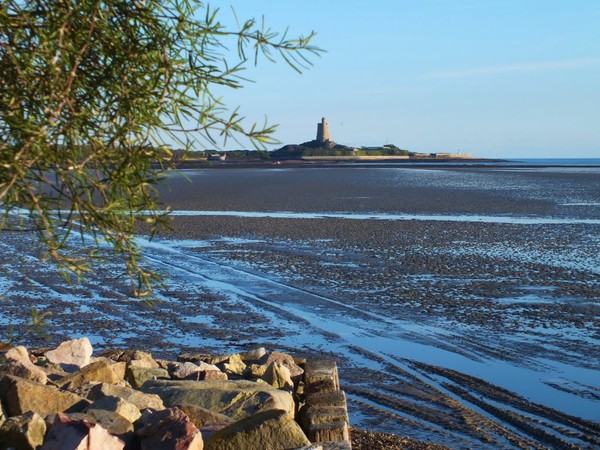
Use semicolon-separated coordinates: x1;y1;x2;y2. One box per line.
304;360;339;393
75;382;165;411
45;338;93;372
0;360;48;385
82;409;135;436
4;346;33;364
262;362;293;391
178;353;216;365
304;420;350;443
40;413;125;450
86;395;141;423
170;361;223;380
204;409;310;450
217;354;246;377
98;349;159;368
0;375;89;417
298;405;349;432
0;411;46;450
57;360;126;390
244;364;268;379
198;370;228;381
141;379;295;420
178;404;234;428
2;345;48;384
136;407;203;450
126;366;169;389
239;347;267;364
259;351;304;380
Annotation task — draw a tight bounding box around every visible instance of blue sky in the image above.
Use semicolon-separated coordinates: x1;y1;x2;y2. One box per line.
215;1;599;158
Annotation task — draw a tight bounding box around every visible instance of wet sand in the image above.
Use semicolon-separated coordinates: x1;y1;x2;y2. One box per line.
2;165;599;448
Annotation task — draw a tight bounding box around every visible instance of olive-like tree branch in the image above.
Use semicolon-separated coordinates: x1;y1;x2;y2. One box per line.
0;0;321;296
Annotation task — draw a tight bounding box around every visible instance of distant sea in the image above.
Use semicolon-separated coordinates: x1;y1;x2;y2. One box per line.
506;158;600;166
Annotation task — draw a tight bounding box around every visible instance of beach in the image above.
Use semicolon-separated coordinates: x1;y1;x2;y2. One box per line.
1;163;599;448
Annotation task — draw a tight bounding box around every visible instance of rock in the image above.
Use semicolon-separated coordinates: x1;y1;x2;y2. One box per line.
86;395;141;423
0;375;89;417
57;410;134;437
239;347;267;364
75;382;165;411
205;409;310;450
299;405;349;427
141;379;296;420
137;407;203;450
128;355;160;370
304;421;350;443
178;404;235;428
198;370;228;381
203;355;230;366
40;412;125;450
259;351;304;380
245;364;268;379
0;360;48;385
170;361;223;380
126;366;170;389
45;338;93;372
2;345;48;384
304;390;347;410
262;362;294;391
4;346;33;364
98;349;159;368
0;411;46;450
304;360;339;393
82;409;135;435
217;354;246;377
197;422;230;443
57;360;126;390
178;353;215;365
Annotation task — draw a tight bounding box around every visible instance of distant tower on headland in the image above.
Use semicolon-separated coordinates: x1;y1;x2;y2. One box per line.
316;117;330;143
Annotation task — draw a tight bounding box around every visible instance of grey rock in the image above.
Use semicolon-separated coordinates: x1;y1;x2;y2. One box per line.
141;379;295;420
0;360;48;385
205;409;310;450
216;354;246;377
304;360;339;393
259;351;304;380
0;375;89;417
45;338;93;372
239;347;267;363
126;366;169;389
86;395;141;423
0;411;46;450
75;382;165;411
56;360;126;390
179;404;235;428
262;362;294;391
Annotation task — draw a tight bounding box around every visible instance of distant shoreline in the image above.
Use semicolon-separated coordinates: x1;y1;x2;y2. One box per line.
170;158;600;170
171;157;508;170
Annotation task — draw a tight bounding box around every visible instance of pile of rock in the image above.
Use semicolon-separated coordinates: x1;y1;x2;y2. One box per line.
0;337;351;450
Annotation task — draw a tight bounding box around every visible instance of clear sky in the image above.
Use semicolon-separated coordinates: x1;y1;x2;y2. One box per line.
215;1;600;158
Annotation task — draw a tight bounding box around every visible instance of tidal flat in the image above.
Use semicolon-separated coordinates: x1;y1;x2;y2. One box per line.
2;165;599;448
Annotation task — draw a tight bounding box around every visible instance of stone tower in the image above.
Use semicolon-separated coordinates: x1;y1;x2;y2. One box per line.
316;117;330;143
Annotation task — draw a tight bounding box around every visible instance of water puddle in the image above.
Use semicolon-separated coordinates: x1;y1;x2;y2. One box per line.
167;210;600;225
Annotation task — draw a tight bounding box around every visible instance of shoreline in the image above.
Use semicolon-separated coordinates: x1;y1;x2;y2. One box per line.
169;158;600;170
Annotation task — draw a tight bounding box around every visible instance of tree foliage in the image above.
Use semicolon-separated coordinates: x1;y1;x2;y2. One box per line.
0;0;320;296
